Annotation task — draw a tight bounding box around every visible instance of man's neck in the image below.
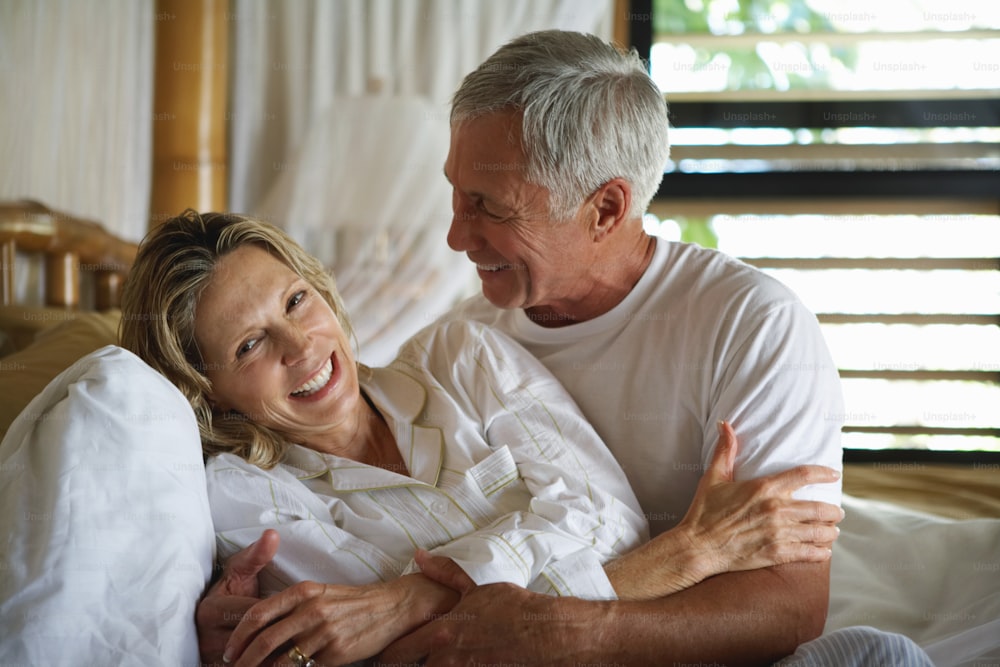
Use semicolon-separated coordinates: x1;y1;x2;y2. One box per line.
525;234;657;327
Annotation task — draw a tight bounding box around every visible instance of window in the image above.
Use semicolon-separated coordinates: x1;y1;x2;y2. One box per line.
631;0;1000;460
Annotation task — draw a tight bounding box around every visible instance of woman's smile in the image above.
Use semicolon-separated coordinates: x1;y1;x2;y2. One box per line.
289;354;338;400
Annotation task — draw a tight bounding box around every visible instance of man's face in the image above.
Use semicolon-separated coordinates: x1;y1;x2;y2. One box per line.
443;111;594;323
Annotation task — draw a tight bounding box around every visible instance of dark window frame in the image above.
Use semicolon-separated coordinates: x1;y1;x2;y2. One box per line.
630;5;1000;464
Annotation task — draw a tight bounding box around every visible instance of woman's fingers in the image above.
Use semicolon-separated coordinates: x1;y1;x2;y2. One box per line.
702;420;739;485
210;529;281;598
235;614;313;667
721;518;839;572
229;577;432;667
760;464;842;496
766;541;835;565
786;498;846;525
227;582;323;665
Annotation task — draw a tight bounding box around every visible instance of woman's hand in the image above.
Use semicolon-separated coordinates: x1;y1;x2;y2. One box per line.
223;572;459;667
606;421;843;600
196;529;278;665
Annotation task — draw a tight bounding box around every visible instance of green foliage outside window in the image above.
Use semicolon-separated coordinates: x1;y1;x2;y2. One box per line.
652;0;859;91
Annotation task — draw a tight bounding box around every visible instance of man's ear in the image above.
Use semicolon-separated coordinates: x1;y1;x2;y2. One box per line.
589;178;632;242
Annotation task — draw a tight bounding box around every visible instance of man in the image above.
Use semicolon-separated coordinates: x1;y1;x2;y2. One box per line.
199;30;933;666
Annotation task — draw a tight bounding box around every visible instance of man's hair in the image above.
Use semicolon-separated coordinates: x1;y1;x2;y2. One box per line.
119;209;353;469
451;29;670;219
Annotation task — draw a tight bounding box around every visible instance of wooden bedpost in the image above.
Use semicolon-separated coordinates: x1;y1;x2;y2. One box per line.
0;201;138;310
150;0;229;229
0;239;14;306
613;0;632;49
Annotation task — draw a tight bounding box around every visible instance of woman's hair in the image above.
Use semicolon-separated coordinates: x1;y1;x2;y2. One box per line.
450;29;671;220
119;210;353;469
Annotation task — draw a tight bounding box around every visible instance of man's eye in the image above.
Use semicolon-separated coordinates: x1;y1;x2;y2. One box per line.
478;201;503;220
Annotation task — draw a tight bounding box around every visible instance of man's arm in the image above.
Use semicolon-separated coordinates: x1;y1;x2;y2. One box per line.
381;558;829;667
599;562;830;665
382;554;827;667
381;426;840;667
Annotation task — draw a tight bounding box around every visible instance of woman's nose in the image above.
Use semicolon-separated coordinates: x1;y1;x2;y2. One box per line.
281;326;313;366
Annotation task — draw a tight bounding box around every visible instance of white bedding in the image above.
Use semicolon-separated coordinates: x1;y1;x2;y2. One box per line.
0;346;997;666
0;345;214;666
828;495;1000;667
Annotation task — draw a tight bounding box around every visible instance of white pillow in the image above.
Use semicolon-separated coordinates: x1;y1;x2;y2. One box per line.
0;345;214;666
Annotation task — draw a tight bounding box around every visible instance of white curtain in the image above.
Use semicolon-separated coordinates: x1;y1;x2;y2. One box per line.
0;0;153;243
228;0;614;213
229;0;613;364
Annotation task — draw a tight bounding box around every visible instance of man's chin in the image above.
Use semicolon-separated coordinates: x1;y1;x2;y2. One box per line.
480;284;524;311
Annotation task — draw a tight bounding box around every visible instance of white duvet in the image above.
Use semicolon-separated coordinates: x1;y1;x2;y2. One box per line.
0;346;997;666
828;494;1000;667
0;346;214;667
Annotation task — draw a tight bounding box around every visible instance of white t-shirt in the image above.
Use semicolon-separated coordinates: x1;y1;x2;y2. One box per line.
206;320;647;599
441;238;844;537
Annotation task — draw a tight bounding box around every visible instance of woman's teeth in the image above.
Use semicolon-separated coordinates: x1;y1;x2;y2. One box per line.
291;358;333;397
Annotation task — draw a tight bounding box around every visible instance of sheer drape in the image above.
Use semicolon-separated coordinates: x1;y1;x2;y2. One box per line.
0;0;153;243
229;0;613;364
228;0;613;213
252;95;461;365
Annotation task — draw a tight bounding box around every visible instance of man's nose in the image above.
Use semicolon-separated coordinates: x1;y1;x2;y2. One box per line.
447;200;478;252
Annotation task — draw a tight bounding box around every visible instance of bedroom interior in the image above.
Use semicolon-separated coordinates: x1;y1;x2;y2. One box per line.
0;0;998;665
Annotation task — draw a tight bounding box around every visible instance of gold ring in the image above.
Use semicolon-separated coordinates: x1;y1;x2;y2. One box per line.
288;646;316;667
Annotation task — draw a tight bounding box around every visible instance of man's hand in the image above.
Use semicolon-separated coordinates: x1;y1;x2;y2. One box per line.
380;551;586;666
196;529;279;666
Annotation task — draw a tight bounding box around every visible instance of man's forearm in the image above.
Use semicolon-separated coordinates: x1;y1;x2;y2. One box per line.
563;562;830;666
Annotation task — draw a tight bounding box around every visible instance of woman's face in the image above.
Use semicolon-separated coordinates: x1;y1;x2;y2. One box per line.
193;244;363;450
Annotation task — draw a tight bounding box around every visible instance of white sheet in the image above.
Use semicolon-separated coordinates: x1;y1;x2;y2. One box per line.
0;345;214;666
828;494;1000;667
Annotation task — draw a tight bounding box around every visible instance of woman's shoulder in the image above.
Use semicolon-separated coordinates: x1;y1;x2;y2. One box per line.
394;319;549;396
399;319;521;363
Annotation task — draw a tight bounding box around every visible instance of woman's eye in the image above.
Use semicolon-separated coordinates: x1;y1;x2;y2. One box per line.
288;290;306;311
237;337;258;358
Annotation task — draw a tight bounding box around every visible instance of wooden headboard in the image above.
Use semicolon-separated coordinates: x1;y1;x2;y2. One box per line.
0;199;138;311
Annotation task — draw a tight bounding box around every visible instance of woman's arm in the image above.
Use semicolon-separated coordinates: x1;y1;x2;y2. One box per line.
206;460;461;667
400;321;648;597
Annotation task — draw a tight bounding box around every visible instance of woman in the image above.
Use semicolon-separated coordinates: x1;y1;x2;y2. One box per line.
120;211;839;667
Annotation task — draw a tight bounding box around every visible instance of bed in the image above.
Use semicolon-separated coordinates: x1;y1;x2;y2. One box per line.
0;200;998;666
